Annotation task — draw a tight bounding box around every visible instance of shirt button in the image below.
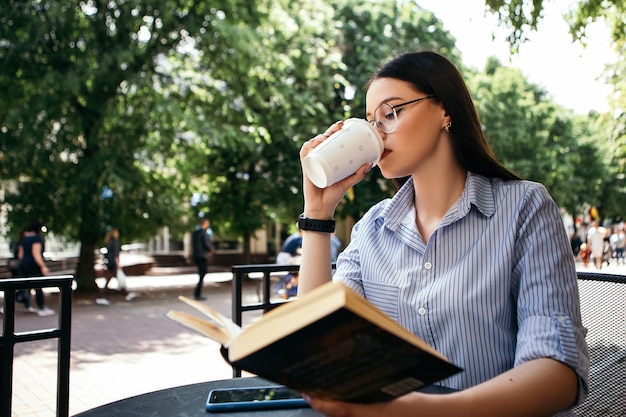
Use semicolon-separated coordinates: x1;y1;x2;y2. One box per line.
418;307;427;315
424;262;432;269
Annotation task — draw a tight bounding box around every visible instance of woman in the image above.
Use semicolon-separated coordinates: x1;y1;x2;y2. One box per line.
298;51;588;417
17;220;55;316
96;227;136;305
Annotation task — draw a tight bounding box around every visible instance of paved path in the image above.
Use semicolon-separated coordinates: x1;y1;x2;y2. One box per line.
5;262;625;417
6;271;263;417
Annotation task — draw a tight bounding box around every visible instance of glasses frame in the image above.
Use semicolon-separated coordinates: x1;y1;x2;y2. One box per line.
370;95;435;133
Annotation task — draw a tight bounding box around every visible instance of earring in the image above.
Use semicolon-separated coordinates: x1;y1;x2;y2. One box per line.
444;122;451;133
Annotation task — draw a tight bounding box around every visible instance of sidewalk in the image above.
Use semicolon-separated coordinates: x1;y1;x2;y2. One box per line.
7;270;263;417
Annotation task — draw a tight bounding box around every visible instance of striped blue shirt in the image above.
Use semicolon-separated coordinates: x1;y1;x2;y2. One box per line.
334;172;589;414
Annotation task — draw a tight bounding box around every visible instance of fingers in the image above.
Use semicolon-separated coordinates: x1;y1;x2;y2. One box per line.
303;394;353;417
300;121;344;157
337;162;373;190
321;120;344;138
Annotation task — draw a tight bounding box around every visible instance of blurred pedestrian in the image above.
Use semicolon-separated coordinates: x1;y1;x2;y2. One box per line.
191;217;215;301
3;230;26;315
612;226;625;265
276;229;303;265
579;243;591;267
587;220;606;269
17;220;55;316
570;232;582;259
96;227;136;305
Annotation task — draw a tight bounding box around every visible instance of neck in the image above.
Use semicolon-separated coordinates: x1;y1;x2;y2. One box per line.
411;165;467;243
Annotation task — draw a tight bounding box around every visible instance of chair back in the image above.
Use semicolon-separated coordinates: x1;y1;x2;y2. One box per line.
574;271;625;416
0;275;73;417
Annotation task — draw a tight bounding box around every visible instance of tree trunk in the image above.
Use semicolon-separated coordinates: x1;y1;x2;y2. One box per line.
74;194;100;292
75;239;98;292
242;231;251;264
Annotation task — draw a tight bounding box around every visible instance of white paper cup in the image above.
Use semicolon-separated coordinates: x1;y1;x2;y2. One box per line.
302;118;383;188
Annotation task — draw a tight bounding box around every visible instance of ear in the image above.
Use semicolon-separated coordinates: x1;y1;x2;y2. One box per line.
442;111;452;131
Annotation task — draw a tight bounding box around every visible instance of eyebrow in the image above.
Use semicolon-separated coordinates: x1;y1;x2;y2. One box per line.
366;96;404;118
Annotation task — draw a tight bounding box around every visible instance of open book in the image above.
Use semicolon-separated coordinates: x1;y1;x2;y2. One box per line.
167;281;462;403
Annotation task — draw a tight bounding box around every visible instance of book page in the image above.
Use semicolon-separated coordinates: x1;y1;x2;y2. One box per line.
167;296;243;347
178;295;243;341
166;310;232;346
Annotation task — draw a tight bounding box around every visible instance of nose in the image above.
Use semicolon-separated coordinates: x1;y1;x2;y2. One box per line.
375;125;388;140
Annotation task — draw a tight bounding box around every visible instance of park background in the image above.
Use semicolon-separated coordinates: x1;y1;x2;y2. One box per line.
1;0;625;291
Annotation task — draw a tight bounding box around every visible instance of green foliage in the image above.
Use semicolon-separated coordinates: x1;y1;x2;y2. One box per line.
1;0;621;292
484;0;544;51
484;0;626;222
169;0;462;257
0;0;264;289
167;0;344;260
471;60;606;215
327;1;462;219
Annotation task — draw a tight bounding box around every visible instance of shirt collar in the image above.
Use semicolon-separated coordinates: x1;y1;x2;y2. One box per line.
378;172;497;232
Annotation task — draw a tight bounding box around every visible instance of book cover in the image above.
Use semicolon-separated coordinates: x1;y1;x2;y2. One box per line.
167;281;462;403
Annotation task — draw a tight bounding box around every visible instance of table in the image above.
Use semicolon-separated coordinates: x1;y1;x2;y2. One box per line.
74;376;456;417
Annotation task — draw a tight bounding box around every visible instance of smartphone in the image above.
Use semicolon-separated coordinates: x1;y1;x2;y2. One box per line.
205;385;309;412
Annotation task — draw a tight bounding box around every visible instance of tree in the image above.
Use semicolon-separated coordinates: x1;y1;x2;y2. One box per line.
484;0;626;221
471;58;606;216
168;0;462;260
320;0;462;220
484;0;625;51
165;1;345;261
0;0;460;280
0;1;263;290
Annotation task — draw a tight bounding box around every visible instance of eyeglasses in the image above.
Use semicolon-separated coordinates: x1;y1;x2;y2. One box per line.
369;95;435;133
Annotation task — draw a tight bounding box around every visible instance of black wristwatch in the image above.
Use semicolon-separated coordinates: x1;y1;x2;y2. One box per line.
298;213;335;233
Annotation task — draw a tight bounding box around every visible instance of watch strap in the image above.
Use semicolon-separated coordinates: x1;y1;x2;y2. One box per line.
298;214;335;233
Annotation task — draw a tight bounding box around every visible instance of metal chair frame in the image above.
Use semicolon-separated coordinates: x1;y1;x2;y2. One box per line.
231;264;339;377
0;275;73;417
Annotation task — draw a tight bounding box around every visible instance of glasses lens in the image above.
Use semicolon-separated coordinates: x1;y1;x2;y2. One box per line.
374;103;397;133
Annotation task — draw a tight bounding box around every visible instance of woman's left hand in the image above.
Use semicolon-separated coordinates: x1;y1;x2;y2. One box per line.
303;392;440;417
303;395;384;417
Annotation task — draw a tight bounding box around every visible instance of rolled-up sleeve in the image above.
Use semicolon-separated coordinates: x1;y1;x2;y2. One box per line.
513;184;589;404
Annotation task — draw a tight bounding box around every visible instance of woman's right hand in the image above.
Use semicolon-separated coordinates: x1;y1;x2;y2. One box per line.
300;121;372;219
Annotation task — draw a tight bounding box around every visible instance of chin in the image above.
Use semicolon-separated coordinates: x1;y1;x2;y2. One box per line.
378;162;405;180
377;163;390;178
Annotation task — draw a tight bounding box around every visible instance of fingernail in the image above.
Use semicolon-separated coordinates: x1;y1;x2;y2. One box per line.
364;163;373;173
302;394;312;403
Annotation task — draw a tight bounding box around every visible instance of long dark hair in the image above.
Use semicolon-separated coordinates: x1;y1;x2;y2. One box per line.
368;51;520;182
